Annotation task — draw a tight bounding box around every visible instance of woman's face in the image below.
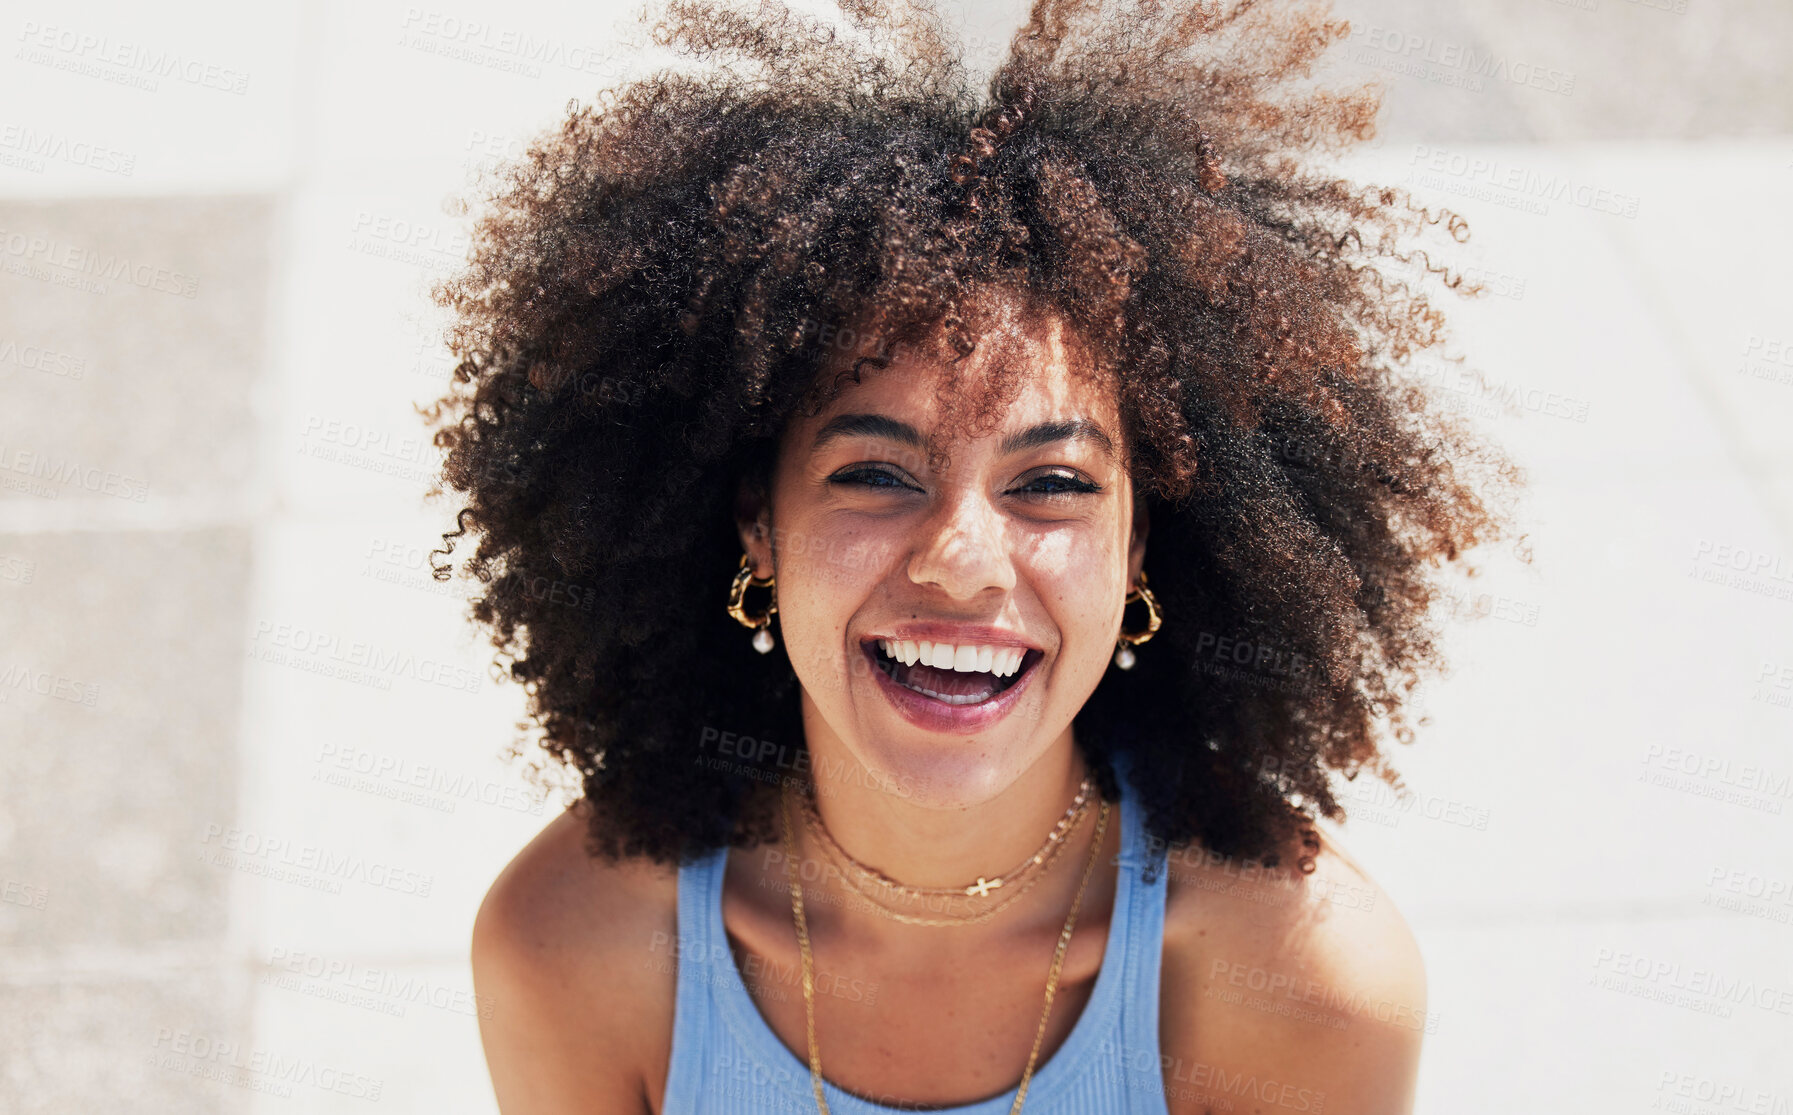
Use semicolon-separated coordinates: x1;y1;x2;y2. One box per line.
739;298;1148;809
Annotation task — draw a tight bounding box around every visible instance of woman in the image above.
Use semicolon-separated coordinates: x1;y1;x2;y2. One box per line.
424;0;1520;1111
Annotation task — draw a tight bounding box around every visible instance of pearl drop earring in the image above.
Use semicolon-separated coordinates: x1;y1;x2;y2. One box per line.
1113;571;1163;670
725;554;778;653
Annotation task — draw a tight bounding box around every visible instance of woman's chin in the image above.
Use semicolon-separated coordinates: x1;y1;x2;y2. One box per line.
799;664;1066;809
834;718;1039;811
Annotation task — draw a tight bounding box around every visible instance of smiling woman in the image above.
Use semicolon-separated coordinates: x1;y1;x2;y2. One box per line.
757;296;1143;790
421;0;1521;1112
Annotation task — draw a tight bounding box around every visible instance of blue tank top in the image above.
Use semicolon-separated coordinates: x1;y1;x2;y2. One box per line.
660;766;1174;1114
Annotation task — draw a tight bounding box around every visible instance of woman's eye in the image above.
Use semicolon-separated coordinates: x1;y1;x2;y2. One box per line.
828;467;1101;497
1016;471;1102;497
831;467;916;491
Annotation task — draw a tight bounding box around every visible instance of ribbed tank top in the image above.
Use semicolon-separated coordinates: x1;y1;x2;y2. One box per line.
660;763;1174;1114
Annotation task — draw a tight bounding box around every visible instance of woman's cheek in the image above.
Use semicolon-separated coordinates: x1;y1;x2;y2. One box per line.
782;571;858;704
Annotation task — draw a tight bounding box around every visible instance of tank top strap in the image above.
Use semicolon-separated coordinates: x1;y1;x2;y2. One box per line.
1109;750;1173;1106
662;841;729;1115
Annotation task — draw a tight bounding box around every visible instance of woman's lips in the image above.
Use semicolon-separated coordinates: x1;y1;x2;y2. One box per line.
859;640;1043;733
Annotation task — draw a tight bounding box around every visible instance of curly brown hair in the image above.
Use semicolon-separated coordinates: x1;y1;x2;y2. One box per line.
422;0;1523;870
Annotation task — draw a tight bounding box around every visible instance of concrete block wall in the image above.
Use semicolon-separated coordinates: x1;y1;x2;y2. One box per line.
3;1;1790;1111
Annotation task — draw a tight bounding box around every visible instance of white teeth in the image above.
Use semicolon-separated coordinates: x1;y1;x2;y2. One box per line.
875;639;1030;677
908;685;991;705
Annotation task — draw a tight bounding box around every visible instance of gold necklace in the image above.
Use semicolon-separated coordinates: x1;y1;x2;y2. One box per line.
802;796;1090;927
799;776;1093;900
779;783;1111;1115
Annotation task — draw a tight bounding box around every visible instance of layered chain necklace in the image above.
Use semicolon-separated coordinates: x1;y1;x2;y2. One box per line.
796;776;1095;926
777;779;1111;1115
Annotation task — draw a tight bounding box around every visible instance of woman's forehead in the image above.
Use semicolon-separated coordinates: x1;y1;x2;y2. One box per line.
796;299;1122;449
811;358;1116;437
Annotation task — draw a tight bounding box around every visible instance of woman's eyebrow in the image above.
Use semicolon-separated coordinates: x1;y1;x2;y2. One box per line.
812;413;1116;461
812;413;924;452
998;418;1115;461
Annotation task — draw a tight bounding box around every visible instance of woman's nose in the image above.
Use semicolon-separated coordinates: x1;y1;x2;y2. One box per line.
904;487;1017;600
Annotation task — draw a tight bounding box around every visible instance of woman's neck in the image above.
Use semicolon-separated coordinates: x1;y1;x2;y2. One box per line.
783;708;1106;947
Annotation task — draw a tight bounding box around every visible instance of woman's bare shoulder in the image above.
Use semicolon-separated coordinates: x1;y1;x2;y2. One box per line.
1157;825;1428;1115
471;801;682;1114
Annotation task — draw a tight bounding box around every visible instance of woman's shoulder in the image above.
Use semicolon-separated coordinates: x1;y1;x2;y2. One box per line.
1156;824;1429;1115
471;801;682;1114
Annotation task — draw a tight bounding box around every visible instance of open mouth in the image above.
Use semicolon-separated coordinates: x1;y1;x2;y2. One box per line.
862;638;1043;707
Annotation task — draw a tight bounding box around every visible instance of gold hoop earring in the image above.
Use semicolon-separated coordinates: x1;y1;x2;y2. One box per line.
726;553;778;654
1113;571;1162;671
